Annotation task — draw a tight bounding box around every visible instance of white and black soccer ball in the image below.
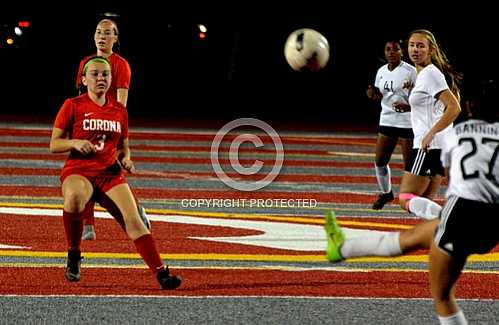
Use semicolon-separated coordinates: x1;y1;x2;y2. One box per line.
284;28;330;72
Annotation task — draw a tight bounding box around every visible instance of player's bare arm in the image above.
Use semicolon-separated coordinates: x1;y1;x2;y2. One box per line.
119;138;135;173
49;127;96;155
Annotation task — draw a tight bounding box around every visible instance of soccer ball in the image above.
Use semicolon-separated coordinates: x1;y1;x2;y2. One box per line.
284;28;330;72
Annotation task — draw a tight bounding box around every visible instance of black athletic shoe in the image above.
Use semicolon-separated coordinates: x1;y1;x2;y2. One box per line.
156;267;182;290
372;191;394;210
138;205;151;230
65;249;82;282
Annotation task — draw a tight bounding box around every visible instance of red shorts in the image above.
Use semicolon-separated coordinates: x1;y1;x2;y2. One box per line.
60;163;127;194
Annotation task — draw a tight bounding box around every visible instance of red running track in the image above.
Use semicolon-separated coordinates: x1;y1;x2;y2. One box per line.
1;267;498;298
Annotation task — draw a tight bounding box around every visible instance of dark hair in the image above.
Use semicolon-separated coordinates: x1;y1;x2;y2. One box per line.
381;38;404;65
466;80;498;122
385;38;403;46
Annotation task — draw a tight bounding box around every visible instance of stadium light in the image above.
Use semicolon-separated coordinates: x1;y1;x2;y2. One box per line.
198;24;207;33
103;12;119;17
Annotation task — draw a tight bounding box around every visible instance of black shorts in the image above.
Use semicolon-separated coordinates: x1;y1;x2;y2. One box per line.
434;196;499;257
378;126;414;139
405;148;445;176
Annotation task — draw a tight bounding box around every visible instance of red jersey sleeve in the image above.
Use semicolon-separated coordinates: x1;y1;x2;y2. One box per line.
54;99;74;131
114;59;131;89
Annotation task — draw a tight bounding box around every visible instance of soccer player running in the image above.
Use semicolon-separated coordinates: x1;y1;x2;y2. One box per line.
429;81;499;324
324;29;461;263
324;81;498;324
397;29;462;220
76;18;149;240
50;56;181;289
366;39;417;210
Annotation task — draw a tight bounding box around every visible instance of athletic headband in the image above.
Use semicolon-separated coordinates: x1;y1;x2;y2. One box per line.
82;57;111;75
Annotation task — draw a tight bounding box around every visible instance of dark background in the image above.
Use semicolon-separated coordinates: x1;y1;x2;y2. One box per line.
1;2;497;128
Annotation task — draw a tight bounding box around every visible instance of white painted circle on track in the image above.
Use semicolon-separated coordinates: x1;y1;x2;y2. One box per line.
1;207;321;251
1;206;388;252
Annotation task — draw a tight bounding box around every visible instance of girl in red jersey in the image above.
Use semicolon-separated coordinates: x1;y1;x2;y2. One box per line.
76;18;148;240
76;19;131;105
50;57;181;289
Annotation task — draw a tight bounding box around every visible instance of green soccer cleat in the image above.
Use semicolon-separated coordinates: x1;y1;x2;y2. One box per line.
324;210;345;262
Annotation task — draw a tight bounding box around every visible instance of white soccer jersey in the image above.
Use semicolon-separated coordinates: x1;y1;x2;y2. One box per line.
409;64;453;149
374;61;417;128
441;119;499;203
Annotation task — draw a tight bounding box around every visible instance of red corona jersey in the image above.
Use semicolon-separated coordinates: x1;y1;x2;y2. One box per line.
54;94;128;177
76;53;131;100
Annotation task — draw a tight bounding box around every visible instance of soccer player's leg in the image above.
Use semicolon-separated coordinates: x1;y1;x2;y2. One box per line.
372;133;397;210
324;210;345;262
399;149;443;220
103;182;181;289
130;188;150;230
81;200;97;240
117;151;151;230
399;173;442;220
61;174;93;282
429;241;466;319
325;211;407;261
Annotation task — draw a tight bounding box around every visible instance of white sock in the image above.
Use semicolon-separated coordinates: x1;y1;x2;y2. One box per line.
340;230;402;258
375;164;391;193
438;310;468;325
408;197;442;220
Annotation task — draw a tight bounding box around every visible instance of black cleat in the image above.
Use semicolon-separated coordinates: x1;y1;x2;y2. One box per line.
372;191;394;210
156;267;182;290
65;249;82;282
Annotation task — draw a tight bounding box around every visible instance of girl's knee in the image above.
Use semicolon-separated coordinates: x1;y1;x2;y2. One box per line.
399;193;418;211
64;189;87;212
125;216;149;239
399;198;408;210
